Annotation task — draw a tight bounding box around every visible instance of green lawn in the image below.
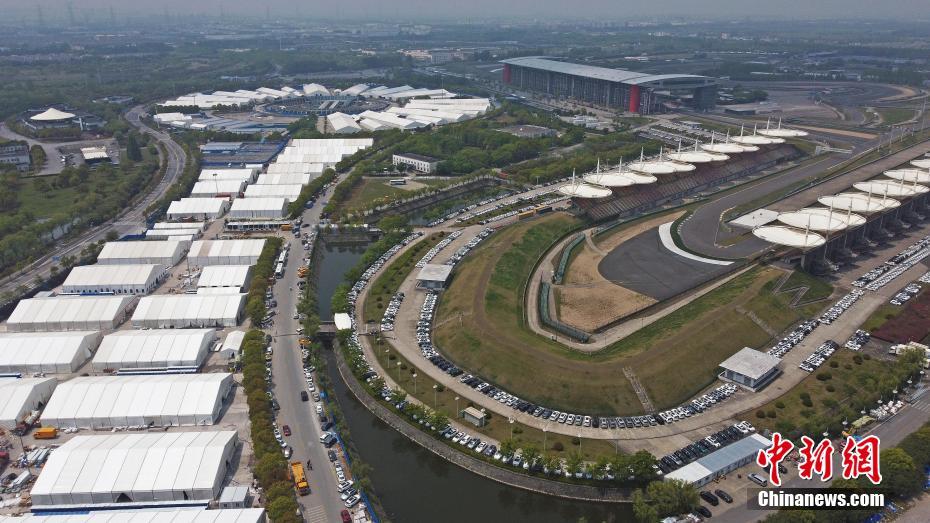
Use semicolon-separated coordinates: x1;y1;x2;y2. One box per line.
781;270;835;302
862;303;905;333
877;107;915;126
18;179;80;220
363;232;445;323
345;178;406;212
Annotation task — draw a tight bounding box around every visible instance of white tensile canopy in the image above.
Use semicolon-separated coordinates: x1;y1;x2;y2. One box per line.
753;226;826;249
884;168;930;184
818;192;899;214
758;118;809;138
776;211;848;232
31;108;75;121
0;331;100;373
854;180;928;198
792;207;866;227
910;159;930;169
558;171;613;198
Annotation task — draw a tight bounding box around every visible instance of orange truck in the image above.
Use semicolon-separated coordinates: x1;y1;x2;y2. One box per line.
290;461;310;495
33;427;58;439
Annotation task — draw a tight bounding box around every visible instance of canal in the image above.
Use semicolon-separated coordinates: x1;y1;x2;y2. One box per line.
317;240;632;523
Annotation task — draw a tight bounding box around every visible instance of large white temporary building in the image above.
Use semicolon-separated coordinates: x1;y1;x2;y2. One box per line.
131;294;245;328
93;329;217;371
0;331;101;373
219;331;246;360
0;377;58;429
189;239;266;266
0;509;267;523
256;172;313;186
30;430;239;506
229;197;289;219
97;240;186;266
198;265;253;291
62;264;166;296
199;168;258;183
266;162;324;175
6;296;134;332
166;198;229;221
190;180;247;198
41;374;233;429
144;228;201;242
326;112;362;134
243;184;303;201
357;111;424;130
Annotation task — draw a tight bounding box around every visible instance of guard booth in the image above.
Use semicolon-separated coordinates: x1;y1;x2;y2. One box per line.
461;406;487;427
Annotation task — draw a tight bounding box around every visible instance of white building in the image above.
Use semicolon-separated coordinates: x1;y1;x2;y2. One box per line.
243;184;303;201
664;433;773;487
393;153;439;173
0;331;101;374
198;265;253;292
326;112;362;134
189;180;247;198
166;198;230;221
0;377;58;429
266;162;324;175
189;239;266;266
30;431;240;506
97;240;186;266
41;373;234;428
0;509;267;523
357;110;425;130
6;296;134;332
219;331;246;360
199;168;257;184
131;294;245;328
93;329;217;371
256;172;313;186
62;264;166;296
229;197;289;220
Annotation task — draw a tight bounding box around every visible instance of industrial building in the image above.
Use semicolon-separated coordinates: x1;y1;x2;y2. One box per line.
256;172;314;186
166;198;230;221
219;331;246;361
188;239;267;266
416;264;454;290
326;112;363;134
228;198;290;220
0;141;31;172
393;153;439;173
30;431;240;507
500;56;718;113
131;294;245;328
144;228;202;242
0;377;58;429
266;162;324;175
198;265;253;292
243;184;303;202
664;434;773;487
198;168;258;184
0;509;267;523
190;180;247;198
199;141;287;168
97;240;186;266
61;264;166;296
93;329;217;371
718;348;782;392
0;331;101;374
6;296;134;332
40;373;234;428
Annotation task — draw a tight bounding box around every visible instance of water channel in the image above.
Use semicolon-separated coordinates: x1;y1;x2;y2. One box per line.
316;240;632;523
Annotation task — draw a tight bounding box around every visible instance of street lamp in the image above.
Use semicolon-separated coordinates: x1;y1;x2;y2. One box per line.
455;396;460;417
432;384;438;407
395;361;401;383
509;417;515;440
543;425;548;452
412;373;417;394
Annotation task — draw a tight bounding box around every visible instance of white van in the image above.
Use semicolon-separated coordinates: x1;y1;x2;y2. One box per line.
748;473;768;487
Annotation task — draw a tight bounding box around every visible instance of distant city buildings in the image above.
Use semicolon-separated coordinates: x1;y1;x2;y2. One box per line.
0;141;31;172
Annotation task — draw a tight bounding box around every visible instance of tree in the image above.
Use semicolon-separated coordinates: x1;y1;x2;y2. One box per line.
500;438;517;457
631;489;658;523
898;427;930;468
878;447;924;498
430;411;449;431
541;453;561;474
126;133;142;162
646;479;699;517
521;443;541;469
266;495;300;522
628;450;659;482
591;455;610;480
565;451;584;476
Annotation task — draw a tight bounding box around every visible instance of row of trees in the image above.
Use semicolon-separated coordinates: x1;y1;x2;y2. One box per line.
244;237;283;326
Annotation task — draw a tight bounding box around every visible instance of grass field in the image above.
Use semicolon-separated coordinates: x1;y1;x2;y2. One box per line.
752;349;923;439
362;232;445;323
861;303;904;333
877;107;915;126
433;212;803;414
781;270;835;303
345;178;405;213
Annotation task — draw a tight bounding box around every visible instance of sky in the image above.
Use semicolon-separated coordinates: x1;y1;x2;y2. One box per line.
1;0;928;22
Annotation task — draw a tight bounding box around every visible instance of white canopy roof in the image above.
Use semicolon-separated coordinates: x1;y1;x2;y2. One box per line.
256;172;313;186
6;296;133;332
198;265;252;289
732;134;784;145
627;160;677;175
818;192;899;214
30;431;239;506
31;108;75;121
558;182;613;198
0;331;100;373
854;180;928;198
132;294;245;328
753;226;826;248
776;211;848;232
166;198;229;219
243;184;302;201
667;150;725;163
583;172;636;188
885;168;930;184
793;207;866;227
93;329;216;371
41;373;233;428
910;159;930;169
702;142;750;154
0;509;266;523
97;240;186;266
190;180;247;197
62;264;164;294
0;377;58;429
228;198;289;219
188;239;266;266
759;128;808;137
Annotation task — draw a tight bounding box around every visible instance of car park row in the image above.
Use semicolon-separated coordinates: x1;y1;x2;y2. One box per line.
854;233;930;291
844;329;870;351
766;320;819;358
657;421;756;474
380;292;404;332
415;230;462;268
799;340;839;372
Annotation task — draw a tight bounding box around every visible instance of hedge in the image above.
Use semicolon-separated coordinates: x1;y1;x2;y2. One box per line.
245;237;283;326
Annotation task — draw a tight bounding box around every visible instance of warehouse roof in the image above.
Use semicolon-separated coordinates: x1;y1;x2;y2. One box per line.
131;294;245;327
63;264;164;289
30;431;239;506
167;198;229;216
0;378;58;428
719;348;781;381
41;373;233;428
500;56;713;86
93;329;216;370
229;197;289;213
256;172;313;186
190;180;247;196
0;331;100;373
0;509;267;523
97;240;185;265
243;184;303;200
189;239;266;263
198;168;257;182
6;296;133;332
198;265;252;288
665;434;772;484
417;264;453;283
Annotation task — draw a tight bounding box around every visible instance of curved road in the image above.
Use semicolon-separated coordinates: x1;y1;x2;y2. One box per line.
0;105;185;302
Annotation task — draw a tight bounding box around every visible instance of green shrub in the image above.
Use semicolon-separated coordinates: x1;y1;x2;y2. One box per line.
775;401;786;409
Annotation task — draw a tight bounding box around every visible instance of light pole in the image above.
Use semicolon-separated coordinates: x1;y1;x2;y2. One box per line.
432;384;438;407
509;417;515;440
543;425;548;452
455;396;460;417
578;432;582;454
412;372;417;394
395;361;401;383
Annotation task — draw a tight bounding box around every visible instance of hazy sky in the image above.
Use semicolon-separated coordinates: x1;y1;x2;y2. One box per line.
3;0;929;22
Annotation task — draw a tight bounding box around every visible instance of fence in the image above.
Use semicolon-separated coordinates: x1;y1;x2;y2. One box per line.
552;234;585;285
538;282;591;343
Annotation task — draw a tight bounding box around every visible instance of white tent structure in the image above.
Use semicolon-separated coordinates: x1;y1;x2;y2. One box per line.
627;149;678;175
144;228;201;243
6;296;133;332
854;179;928;198
818;192;899;214
243;184;303;201
582;160;656;187
790;207;866;228
256;172;313;186
758;118;809;138
229;198;289;219
0;378;58;429
166;198;229;221
776;211;848;233
0;509;267;523
911;159;930;169
62;264;166;296
97;240;186;266
198;168;258;184
219;331;246;360
31;108;75;122
190;180;247;198
667;140;728;163
93;329;216;371
41;374;233;428
131;294;245;328
266;162;324;175
30;431;239;506
0;331;100;373
326;112;362;134
189;239;266;266
198;265;253;291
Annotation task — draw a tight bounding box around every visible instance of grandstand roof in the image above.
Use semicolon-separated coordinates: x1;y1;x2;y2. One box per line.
627;159;677;175
93;329;216;371
776;211;848;232
500;57;714;87
558;181;613;198
818;192;899;214
752;226;826;249
30;431;238;506
792;207;866;227
910;159;930;169
0;331;100;373
885;168;930;184
583;172;636;188
854;180;928;198
666;150;722;163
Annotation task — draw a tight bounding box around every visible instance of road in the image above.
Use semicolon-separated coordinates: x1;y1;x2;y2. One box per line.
0;104;185;303
271;178;352;523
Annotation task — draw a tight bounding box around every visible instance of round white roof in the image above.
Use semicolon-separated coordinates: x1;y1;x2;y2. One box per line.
664;160;696;172
753;226;826;248
818;193;899;213
758;128;809;138
666;151;719;163
796;207;866;227
776;211;848;232
627;161;677;175
732;135;784;145
910;159;930;169
558;182;613;199
618;171;658;184
702;143;751;154
884;169;930;184
583;172;636;188
31;107;76;121
854;180;928;198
